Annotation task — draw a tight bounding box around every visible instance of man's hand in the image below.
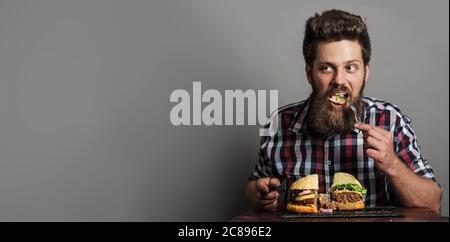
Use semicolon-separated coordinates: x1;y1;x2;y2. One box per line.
355;123;442;213
246;177;280;211
355;123;400;176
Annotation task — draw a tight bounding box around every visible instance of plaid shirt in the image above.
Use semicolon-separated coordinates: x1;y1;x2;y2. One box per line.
249;97;437;207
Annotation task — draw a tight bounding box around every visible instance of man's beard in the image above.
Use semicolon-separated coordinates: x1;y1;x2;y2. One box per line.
306;82;364;138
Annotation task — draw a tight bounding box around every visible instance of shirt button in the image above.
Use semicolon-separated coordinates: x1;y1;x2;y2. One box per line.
326;160;332;165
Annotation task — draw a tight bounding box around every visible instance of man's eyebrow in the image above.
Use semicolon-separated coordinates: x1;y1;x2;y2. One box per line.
317;62;334;65
317;60;362;65
346;60;362;64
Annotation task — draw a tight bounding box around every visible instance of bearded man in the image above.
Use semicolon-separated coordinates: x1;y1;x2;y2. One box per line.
246;9;442;213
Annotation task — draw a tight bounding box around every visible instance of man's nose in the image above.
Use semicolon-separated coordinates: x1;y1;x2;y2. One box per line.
332;70;347;85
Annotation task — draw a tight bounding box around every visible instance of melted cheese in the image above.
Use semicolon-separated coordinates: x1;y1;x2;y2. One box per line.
294;193;316;201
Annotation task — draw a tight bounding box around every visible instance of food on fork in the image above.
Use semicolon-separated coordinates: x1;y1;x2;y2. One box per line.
328;92;348;105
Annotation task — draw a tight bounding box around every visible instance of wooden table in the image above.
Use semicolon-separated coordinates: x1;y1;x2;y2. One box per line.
231;207;449;222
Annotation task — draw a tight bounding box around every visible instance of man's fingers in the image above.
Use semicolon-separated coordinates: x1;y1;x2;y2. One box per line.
366;128;387;142
257;177;281;194
255;190;262;199
256;197;277;206
355;123;373;131
261;191;279;200
269;178;281;191
357;123;392;143
263;200;278;211
256;191;278;203
357;123;385;134
256;191;279;206
366;148;383;161
269;177;281;187
256;178;270;193
366;136;384;150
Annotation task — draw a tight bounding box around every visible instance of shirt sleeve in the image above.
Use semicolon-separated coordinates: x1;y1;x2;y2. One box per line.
394;114;437;182
248;133;272;181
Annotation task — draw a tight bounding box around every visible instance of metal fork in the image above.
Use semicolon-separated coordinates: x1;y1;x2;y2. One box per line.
349;104;361;124
349;103;361;133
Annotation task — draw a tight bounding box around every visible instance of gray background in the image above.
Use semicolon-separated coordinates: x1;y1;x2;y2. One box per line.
0;0;448;221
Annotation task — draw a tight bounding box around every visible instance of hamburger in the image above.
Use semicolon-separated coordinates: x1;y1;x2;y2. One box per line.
330;172;367;210
286;174;319;214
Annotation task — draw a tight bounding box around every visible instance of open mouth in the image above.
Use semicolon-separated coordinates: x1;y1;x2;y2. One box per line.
328;92;349;105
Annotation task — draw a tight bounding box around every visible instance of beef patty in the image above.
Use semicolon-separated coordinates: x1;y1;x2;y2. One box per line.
290;198;315;206
332;192;362;203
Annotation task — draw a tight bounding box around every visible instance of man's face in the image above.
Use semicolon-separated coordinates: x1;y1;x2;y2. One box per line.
305;40;370;137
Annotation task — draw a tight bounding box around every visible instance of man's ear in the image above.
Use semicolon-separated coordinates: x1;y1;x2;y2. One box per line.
305;65;313;84
364;63;370;82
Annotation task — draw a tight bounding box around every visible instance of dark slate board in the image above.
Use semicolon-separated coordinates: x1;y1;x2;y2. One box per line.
279;206;404;218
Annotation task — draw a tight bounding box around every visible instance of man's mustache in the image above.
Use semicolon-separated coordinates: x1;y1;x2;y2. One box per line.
324;85;351;98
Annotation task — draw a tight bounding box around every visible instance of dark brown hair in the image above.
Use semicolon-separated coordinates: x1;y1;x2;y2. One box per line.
302;9;371;66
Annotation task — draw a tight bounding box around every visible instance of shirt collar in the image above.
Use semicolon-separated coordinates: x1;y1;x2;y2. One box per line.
289;97;368;135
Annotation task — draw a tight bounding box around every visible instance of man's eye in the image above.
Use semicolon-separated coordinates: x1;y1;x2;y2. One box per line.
319;65;333;73
346;65;358;73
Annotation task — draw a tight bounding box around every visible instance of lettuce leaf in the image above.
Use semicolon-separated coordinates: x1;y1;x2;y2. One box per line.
331;183;367;196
